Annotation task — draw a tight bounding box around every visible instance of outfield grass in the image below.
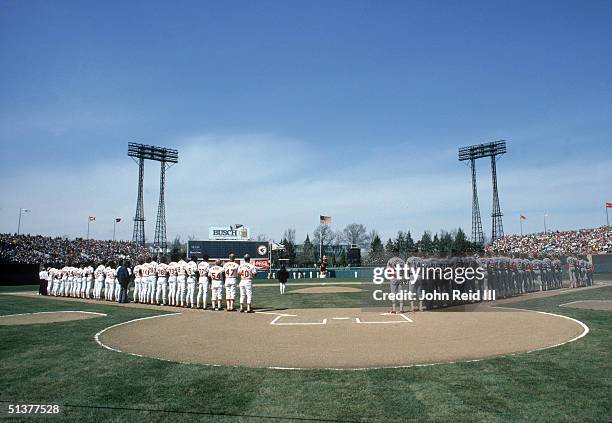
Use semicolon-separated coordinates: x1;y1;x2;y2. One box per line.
0;285;611;422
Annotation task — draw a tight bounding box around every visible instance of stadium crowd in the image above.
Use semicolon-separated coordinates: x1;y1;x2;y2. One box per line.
0;233;148;267
486;226;612;256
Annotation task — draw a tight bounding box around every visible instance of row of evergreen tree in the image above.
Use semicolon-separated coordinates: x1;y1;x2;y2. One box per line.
277;226;483;267
168;224;483;267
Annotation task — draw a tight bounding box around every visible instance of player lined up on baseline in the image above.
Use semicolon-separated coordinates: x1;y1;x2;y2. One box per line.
43;252;258;313
384;256;583;313
132;252;257;312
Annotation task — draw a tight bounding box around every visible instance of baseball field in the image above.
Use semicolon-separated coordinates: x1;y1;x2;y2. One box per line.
1;281;611;422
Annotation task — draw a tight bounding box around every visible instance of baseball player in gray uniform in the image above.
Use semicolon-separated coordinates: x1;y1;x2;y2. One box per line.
386;256;406;314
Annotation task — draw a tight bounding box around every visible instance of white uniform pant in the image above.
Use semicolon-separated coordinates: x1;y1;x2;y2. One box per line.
239;280;253;304
177;277;186;305
104;280;113;300
148;276;157;303
168;278;177;305
133;278;140;302
211;283;223;301
140;278;148;303
114;280;121;300
225;282;236;301
156;278;168;304
186;278;196;307
197;279;208;307
85;277;93;298
94;279;104;299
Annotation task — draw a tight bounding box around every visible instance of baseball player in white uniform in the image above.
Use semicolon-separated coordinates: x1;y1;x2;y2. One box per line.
223;253;239;311
46;267;55;296
148;258;158;304
132;260;142;303
186;256;198;308
238;254;257;313
104;262;116;301
62;268;69;296
66;268;74;297
209;260;224;311
140;259;149;303
168;260;178;306
94;264;105;299
197;256;210;309
156;257;169;305
176;258;187;307
84;264;94;298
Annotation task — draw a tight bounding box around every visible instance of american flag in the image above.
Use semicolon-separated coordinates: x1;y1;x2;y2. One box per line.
606;202;612;209
115;218;122;223
88;216;96;222
320;215;332;225
520;215;527;220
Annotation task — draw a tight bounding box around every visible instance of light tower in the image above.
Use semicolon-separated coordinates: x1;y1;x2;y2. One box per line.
128;143;179;249
458;140;507;244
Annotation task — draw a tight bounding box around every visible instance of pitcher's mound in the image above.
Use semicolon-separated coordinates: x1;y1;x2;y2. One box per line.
289;286;362;294
0;311;105;326
560;300;612;311
97;307;586;369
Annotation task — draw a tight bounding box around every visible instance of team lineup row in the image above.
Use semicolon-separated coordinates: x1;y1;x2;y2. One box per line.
383;256;593;313
40;253;259;312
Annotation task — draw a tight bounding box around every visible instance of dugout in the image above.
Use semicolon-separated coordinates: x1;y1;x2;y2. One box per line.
0;263;40;285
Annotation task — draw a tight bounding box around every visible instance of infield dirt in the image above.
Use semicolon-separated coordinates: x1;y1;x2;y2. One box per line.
98;306;585;369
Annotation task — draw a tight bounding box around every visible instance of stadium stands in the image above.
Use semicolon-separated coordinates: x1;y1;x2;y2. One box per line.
486;226;611;256
0;234;148;267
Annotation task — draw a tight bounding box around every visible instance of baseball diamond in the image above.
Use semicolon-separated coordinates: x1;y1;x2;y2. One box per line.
2;3;612;421
94;305;586;369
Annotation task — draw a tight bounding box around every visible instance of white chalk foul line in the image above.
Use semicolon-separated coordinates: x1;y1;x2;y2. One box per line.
0;310;107;318
491;306;589;353
94;313;182;354
254;311;297;317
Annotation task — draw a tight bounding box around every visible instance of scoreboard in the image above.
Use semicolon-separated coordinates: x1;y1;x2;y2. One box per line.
187;240;269;265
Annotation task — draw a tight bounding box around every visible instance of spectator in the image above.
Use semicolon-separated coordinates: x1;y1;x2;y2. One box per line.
485;226;611;257
0;233;148;267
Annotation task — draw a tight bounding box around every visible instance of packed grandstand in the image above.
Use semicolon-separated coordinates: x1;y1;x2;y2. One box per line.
0;234;148;267
486;226;611;256
1;227;610;268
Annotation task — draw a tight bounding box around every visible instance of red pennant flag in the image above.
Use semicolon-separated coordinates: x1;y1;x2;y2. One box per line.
606;202;612;208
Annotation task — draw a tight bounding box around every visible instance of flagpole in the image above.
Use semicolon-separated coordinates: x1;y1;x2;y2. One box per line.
544;213;547;234
607;206;610;226
520;215;523;236
17;209;22;235
87;219;90;240
113;220;116;241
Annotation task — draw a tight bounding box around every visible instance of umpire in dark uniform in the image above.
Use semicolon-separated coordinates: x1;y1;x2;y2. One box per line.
116;260;131;303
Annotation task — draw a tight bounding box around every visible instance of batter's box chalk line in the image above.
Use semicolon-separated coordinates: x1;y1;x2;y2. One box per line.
263;311;413;326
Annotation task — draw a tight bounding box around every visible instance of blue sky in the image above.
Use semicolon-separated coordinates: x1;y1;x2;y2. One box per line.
1;0;611;243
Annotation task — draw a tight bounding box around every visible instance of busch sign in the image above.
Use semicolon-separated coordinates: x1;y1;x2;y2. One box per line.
254;259;270;269
209;226;251;241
